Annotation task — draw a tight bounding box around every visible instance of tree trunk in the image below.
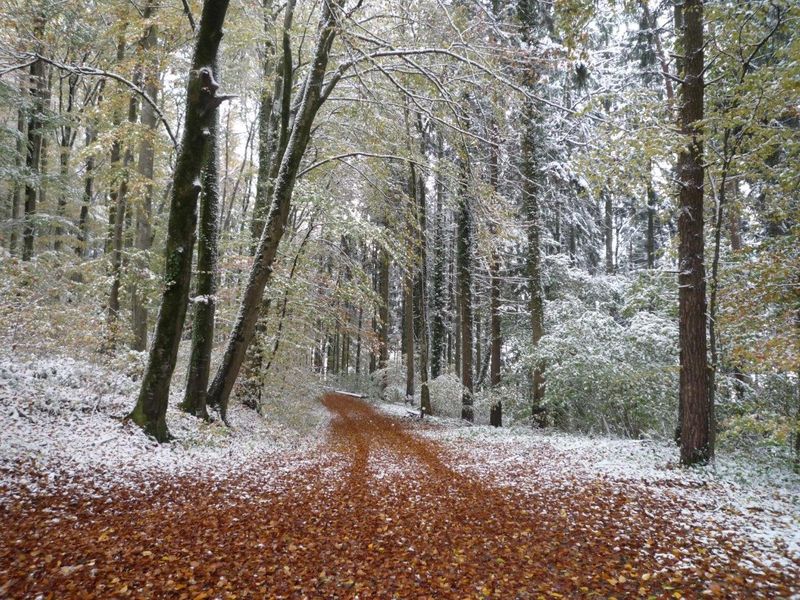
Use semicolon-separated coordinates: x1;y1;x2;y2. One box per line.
129;0;232;441
404;275;414;399
206;1;343;420
489;120;502;427
457;155;474;422
677;0;712;466
646;178;656;269
77;127;95;257
9;100;25;256
430;133;446;380
604;191;614;274
249;0;287;251
22;13;46;262
181;107;220;420
131;1;160;352
54;74;77;253
355;306;362;375
522;100;546;423
108;75;140;330
377;244;390;386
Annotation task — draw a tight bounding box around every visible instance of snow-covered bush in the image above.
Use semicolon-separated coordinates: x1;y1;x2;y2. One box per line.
428;373;463;418
530;305;678;438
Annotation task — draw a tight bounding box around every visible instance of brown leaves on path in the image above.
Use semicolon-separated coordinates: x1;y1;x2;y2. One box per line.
1;393;798;598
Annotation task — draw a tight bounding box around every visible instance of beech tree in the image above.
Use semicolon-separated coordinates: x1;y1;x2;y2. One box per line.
129;0;232;441
676;0;712;466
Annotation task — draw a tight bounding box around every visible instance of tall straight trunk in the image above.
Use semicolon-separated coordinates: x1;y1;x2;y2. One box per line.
129;0;232;441
475;313;482;389
131;0;160;351
707;130;732;433
604;191;614;274
430;133;446;380
404;274;414;399
77;127;95;256
522;100;546;422
181;109;220;420
105;38;125;259
456;156;474;421
378;245;390;375
22;14;46;262
488;120;502;426
54;74;77;252
107;38;128;320
355;306;362;375
646;177;656;269
206;0;343;419
9;101;25;255
109;80;140;327
411;114;432;415
677;0;712;466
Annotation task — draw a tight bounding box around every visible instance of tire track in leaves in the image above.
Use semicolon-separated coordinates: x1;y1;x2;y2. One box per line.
1;393;797;598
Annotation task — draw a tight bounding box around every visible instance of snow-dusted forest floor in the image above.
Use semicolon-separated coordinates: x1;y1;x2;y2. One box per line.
377;400;800;569
0;349;328;500
1;350;799;597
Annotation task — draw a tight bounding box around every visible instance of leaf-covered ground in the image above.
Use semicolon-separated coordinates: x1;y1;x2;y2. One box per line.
1;392;798;598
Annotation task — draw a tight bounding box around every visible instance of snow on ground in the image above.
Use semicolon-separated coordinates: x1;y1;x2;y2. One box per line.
0;350;328;502
373;398;800;572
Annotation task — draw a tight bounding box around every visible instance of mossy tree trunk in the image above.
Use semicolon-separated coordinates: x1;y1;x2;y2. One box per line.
206;0;345;420
129;0;232;441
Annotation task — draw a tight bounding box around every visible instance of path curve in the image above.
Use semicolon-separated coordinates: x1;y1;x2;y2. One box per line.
1;393;797;598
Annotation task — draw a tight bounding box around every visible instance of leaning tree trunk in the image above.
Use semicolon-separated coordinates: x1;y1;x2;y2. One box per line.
206;0;342;420
677;0;712;466
181;109;220;421
129;0;232;441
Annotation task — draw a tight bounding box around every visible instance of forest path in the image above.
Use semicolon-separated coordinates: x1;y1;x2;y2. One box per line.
1;393;797;598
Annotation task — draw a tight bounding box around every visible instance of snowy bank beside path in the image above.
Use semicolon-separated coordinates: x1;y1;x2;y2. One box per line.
0;351;327;501
373;399;800;573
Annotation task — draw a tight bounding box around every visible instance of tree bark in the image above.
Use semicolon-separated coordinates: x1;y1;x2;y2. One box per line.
404;274;414;399
646;177;656;269
9;97;26;256
677;0;712;466
108;72;140;330
129;0;232;441
522;99;546;423
77;126;95;257
604;190;614;274
22;13;46;262
181;107;220;420
206;0;343;420
54;74;77;252
430;132;446;380
456;155;474;421
131;0;160;351
489;119;502;426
